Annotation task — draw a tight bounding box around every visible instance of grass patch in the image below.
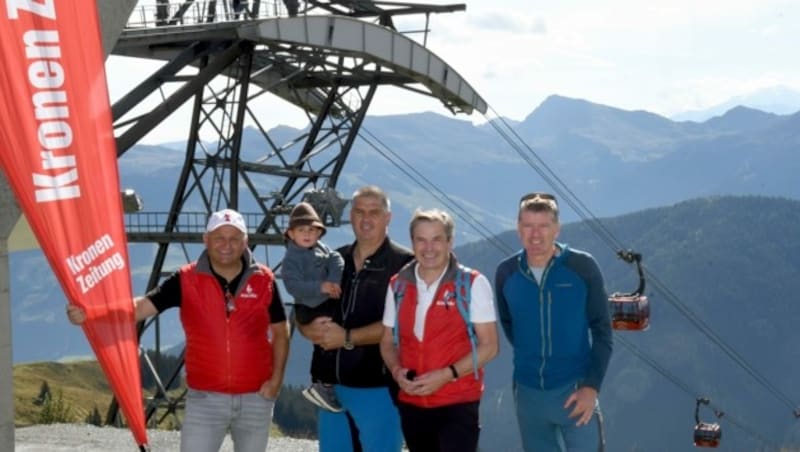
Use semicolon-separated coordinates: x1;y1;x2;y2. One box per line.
14;360;111;426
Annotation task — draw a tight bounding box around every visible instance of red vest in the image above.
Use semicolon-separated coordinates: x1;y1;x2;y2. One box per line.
179;261;276;393
394;270;484;408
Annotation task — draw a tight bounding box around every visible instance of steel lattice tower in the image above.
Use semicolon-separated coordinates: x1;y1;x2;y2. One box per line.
106;0;486;428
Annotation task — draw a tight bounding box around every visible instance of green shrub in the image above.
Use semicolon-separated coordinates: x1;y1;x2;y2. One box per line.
37;389;74;424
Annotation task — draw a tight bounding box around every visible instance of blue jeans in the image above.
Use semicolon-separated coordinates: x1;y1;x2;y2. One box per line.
318;385;403;452
180;389;275;452
514;381;604;452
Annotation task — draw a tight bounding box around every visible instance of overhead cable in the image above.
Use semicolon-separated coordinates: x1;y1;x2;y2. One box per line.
480;104;800;417
357;127;515;256
615;333;777;450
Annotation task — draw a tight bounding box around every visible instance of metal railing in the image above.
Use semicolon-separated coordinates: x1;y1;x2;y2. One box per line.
126;1;290;29
124;211;273;234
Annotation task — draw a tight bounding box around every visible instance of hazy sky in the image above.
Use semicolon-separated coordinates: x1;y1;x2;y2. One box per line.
424;0;800;116
106;0;800;143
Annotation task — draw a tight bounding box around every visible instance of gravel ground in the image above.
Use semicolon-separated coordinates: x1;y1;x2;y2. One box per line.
14;424;318;451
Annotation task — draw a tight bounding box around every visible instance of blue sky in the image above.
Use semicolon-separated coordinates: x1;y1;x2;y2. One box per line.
106;0;800;143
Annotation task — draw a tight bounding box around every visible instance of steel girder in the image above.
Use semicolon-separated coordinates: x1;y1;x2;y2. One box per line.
105;0;484;428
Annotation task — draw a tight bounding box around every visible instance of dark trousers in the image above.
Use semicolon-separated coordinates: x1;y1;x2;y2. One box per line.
295;304;337;384
398;400;480;452
294;303;330;325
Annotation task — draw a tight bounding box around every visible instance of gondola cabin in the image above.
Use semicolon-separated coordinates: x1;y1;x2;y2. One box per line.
609;250;649;331
610;293;650;331
694;397;721;448
693;422;721;448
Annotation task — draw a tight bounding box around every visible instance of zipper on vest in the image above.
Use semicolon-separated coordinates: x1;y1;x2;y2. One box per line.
227;319;232;390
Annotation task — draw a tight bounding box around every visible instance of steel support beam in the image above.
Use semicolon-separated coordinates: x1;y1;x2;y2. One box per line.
89;0;484;428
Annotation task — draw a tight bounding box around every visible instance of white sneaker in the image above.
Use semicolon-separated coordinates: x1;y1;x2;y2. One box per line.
302;383;343;412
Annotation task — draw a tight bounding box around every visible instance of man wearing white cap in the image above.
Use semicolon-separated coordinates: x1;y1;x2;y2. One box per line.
68;208;289;452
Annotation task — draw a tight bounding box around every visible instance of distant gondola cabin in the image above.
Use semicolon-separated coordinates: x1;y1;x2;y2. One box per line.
610;293;650;331
694;422;721;447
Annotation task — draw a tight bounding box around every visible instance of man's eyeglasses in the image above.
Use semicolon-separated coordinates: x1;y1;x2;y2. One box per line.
519;192;558;208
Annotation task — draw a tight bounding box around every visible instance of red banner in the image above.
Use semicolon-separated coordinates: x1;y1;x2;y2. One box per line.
0;1;147;447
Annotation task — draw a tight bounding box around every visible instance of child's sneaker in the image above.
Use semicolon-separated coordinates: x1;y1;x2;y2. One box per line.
302;382;343;412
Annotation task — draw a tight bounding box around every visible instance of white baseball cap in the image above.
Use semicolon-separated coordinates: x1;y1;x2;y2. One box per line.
206;209;247;234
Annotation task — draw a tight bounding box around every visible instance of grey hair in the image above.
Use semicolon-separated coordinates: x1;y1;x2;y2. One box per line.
352;185;391;212
409;208;454;241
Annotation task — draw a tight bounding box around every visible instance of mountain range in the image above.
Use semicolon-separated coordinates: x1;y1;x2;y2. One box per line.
671;85;800;122
459;195;800;452
9;94;800;450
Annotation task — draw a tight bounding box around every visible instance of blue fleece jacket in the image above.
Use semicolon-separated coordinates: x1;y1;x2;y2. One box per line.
495;243;613;391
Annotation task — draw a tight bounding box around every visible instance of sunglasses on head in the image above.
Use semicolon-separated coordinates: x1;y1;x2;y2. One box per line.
519;192;558;207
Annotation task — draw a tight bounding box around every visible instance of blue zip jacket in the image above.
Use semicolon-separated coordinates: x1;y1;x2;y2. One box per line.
495;243;612;391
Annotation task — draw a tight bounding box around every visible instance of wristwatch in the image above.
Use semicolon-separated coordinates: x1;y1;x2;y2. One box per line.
343;329;355;350
449;364;459;381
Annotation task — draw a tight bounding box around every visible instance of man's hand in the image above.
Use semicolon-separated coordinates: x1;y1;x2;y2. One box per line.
316;320;346;351
298;316;346;350
392;367;421;395
400;368;450;397
66;305;86;325
564;386;598;426
298;316;333;344
259;378;280;400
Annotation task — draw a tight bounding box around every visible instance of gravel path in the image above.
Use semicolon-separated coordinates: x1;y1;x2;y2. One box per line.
14;424;318;451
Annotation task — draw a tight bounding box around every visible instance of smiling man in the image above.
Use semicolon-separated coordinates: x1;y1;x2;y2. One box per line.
495;193;613;452
298;185;413;452
380;208;498;452
68;208;289;452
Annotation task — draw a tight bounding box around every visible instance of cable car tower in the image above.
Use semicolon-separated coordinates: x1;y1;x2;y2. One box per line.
106;0;486;427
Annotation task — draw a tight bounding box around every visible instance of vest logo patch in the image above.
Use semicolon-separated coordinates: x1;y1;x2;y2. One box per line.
435;290;457;307
240;283;259;299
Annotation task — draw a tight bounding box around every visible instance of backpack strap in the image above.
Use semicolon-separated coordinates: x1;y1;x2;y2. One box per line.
455;265;479;380
391;277;405;348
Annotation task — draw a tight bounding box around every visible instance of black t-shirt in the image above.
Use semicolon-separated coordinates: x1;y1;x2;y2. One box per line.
147;263;286;323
